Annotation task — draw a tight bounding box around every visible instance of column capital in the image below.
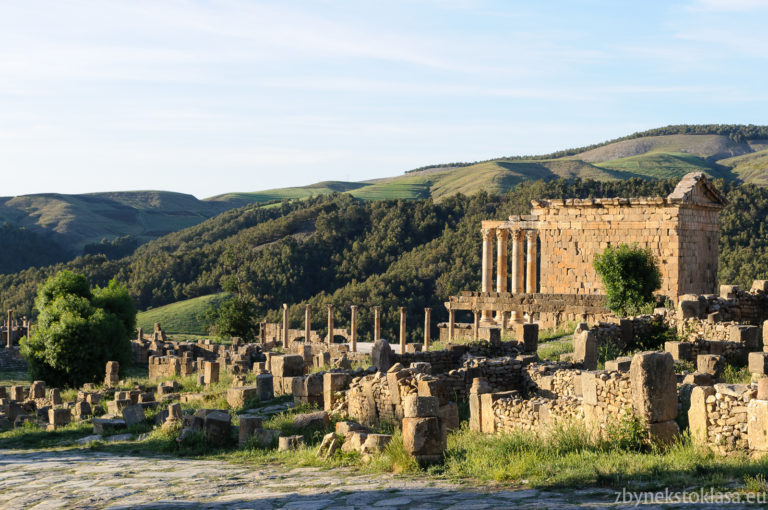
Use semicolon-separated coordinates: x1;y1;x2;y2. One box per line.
305;304;311;310
481;228;495;241
282;303;288;310
327;303;334;310
350;304;357;311
512;229;525;241
525;230;538;241
495;228;509;241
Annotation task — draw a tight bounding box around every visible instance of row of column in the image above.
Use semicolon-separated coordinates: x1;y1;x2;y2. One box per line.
282;304;434;353
481;228;538;322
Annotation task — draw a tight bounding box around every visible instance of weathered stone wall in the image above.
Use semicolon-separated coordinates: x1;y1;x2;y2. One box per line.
689;384;755;455
534;198;720;298
148;356;196;381
0;346;27;371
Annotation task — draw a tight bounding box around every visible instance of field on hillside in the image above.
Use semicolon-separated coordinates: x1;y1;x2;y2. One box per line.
137;292;230;335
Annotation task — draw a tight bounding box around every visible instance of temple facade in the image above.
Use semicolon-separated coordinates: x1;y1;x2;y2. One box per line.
475;172;726;325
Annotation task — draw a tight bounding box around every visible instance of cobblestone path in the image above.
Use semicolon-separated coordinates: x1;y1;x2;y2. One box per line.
0;449;754;509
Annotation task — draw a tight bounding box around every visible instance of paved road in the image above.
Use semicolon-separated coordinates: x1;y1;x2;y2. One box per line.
0;449;755;509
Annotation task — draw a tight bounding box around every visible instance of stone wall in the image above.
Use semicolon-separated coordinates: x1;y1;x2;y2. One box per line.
534;173;724;298
0;347;27;371
689;384;755;455
148;356;196;381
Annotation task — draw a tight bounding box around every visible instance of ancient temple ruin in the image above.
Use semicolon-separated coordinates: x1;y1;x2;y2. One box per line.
446;172;727;334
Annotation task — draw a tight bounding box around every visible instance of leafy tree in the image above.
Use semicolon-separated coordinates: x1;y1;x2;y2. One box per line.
202;297;259;340
20;271;135;387
593;244;662;316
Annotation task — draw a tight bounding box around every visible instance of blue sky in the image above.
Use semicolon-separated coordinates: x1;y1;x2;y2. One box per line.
1;0;767;198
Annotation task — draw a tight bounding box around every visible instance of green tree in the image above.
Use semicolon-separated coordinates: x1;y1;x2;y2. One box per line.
20;271;135;387
593;244;662;316
202;297;259;340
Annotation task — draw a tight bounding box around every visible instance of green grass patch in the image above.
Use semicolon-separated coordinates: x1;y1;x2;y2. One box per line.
137;292;230;335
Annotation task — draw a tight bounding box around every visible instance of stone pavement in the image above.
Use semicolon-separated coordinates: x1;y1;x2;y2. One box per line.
0;449;757;509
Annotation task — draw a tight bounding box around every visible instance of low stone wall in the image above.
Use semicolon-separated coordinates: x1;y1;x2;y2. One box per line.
148;356;196;381
491;395;583;433
524;362;582;398
689;383;755;455
675;283;768;326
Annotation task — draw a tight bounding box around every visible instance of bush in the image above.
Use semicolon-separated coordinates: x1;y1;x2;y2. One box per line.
593;244;662;316
20;271;135;388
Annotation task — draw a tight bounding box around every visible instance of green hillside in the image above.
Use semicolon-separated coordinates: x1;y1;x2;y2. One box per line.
137;292;230;335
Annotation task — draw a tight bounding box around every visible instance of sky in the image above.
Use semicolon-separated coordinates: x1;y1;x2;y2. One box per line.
1;0;767;199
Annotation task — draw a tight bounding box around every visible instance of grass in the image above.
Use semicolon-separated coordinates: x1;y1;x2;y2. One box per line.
721;364;752;385
137;292;230;335
0;370;30;387
538;338;573;362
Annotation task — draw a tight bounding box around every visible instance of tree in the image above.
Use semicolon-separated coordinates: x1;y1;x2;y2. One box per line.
202;296;259;340
593;244;662;317
20;271;135;388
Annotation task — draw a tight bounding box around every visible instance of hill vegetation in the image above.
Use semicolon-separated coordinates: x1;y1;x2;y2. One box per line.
2;177;767;339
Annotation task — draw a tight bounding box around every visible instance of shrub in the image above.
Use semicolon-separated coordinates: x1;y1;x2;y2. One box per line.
20;271;135;388
593;243;662;316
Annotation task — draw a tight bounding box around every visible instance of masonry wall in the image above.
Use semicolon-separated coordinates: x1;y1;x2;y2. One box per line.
533;199;719;298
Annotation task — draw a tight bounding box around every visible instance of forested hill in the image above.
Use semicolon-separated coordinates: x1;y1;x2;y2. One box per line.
2;178;767;341
2;124;767;277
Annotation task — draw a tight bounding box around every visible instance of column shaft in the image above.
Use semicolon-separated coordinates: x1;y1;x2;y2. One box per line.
481;228;494;321
448;309;455;343
326;304;334;345
373;306;381;342
350;306;358;353
526;231;538;294
399;307;407;354
281;304;289;345
423;308;431;350
304;305;311;343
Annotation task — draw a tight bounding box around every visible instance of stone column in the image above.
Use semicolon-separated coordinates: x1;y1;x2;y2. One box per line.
423;308;432;350
481;228;494;322
525;231;538;294
374;306;381;342
304;305;311;342
399;307;407;354
511;230;524;323
7;310;12;348
281;304;289;345
473;310;480;341
326;304;334;345
448;309;455;344
350;305;358;353
495;229;509;324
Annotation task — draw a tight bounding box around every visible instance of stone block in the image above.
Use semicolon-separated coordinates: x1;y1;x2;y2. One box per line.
665;341;692;361
580;372;599;406
749;352;768;376
573;330;597;370
29;381;45;399
648;420;680;444
304;374;323;396
93;418;126;434
688;385;714;445
630;351;677;423
323;372;349;410
278;435;304;451
10;386;25;402
402;416;444;462
682;372;712;386
417;378;447;405
107;399;132;415
203;361;220;385
335;421;368;435
292;411;330;430
677;297;701;319
759;378;768;400
751;280;768;293
227;386;259;408
410;361;430;374
203;410;232;447
341;431;369;453
479;391;516;434
697;354;725;378
515;323;538;353
720;285;740;299
72;401;92;419
730;325;760;350
291;376;308;397
604;357;632;372
438;402;460;434
371;339;393;372
48;408;70;428
403;395;438;418
238;415;263;446
748;399;768;452
360;433;392;455
271;355;305;378
122;404;146;426
256;373;274;401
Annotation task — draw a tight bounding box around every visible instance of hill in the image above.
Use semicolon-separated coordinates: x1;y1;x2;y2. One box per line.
3;124;768;277
136;292;230;335
3;177;768;339
207;126;768;206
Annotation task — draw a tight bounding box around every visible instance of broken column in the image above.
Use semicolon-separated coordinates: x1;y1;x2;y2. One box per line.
469;377;492;432
402;395;445;464
423;308;431;351
630;351;679;443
